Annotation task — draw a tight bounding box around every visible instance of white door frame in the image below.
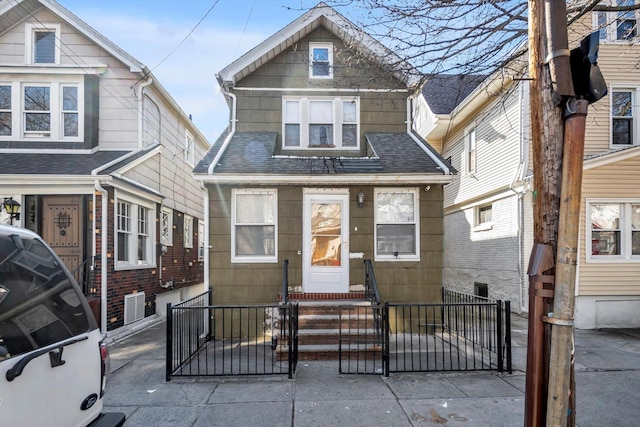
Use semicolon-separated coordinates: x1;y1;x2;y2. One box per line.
302;188;349;293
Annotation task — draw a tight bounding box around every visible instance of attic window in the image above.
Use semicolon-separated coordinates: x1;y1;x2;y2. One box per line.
309;42;333;78
25;23;60;65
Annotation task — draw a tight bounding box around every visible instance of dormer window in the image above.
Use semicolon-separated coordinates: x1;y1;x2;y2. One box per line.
282;96;359;149
309;42;333;78
26;23;60;65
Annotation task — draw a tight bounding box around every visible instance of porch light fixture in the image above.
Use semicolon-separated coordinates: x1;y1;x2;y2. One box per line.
357;191;365;208
3;197;21;225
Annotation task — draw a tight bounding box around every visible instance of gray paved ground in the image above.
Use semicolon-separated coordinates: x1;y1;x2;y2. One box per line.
104;318;640;426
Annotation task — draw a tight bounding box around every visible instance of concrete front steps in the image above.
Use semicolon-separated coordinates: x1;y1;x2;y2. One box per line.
289;299;383;361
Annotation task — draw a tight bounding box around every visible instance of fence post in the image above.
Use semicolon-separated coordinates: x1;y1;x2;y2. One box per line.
384;302;390;377
496;300;504;373
505;300;512;374
166;302;173;382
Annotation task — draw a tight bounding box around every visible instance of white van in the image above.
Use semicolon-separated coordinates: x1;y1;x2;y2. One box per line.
0;225;125;427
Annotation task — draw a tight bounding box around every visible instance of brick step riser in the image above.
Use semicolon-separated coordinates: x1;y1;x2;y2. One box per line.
297;319;378;329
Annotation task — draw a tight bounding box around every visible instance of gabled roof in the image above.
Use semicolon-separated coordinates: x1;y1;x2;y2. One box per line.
0;0;144;72
422;74;486;115
194;131;453;184
217;2;421;90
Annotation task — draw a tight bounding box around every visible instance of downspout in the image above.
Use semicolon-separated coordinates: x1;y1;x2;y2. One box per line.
405;94;451;175
508;82;531;313
137;77;153;150
208;86;237;174
93;180;108;336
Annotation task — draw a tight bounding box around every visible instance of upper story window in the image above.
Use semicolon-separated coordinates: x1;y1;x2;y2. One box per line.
465;127;477;174
0;80;83;141
25;23;60;65
595;0;640;42
588;201;640;261
374;188;420;261
282;97;359;149
185;131;195;166
115;193;156;269
612;89;635;146
231;189;277;263
309;42;333;78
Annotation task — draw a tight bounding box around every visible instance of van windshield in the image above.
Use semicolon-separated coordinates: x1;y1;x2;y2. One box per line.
0;234;91;361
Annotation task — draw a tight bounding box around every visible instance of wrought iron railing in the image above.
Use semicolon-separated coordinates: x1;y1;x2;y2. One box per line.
166;297;299;380
71;257;96;297
363;259;380;305
339;298;512;376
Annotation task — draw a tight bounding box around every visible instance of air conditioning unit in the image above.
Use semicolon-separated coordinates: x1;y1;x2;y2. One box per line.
124;292;145;325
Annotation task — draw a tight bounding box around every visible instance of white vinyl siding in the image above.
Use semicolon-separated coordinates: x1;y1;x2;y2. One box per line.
374;188;420;261
231;189;277;263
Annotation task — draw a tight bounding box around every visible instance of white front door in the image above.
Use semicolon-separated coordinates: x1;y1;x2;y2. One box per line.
303;190;349;293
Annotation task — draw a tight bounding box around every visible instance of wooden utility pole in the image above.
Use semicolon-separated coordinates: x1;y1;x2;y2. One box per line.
525;0;576;425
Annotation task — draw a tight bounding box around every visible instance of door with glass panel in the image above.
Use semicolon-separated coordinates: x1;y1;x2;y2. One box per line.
303;191;349;293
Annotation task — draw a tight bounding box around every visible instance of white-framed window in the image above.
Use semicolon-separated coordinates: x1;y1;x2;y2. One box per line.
0;85;11;136
0;79;83;141
475;204;493;231
185;130;195;166
231;189;277;263
198;219;205;261
611;89;636;146
595;0;640;42
465;127;477;174
587;200;640;261
25;23;61;65
161;207;173;246
309;42;333;78
143;95;160;147
115;193;156;269
282;97;360;149
374;188;420;261
184;215;193;248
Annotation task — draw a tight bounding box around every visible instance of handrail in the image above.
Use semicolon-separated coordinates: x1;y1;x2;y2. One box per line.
363;259;380;305
282;259;289;304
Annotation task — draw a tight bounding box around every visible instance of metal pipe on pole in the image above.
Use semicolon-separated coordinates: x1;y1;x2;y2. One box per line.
545;99;588;427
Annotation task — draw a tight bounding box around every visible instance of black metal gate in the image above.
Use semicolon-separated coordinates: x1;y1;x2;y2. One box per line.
339;297;512;376
166;293;298;380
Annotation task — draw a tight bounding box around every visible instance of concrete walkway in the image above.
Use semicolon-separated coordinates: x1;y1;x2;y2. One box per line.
104;318;640;426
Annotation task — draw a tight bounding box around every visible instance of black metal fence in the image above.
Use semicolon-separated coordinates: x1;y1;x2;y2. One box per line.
166;296;299;380
339;297;511;376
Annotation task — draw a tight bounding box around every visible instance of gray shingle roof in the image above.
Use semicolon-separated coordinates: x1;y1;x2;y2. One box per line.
194;131;453;177
0;151;131;175
422;74;486;114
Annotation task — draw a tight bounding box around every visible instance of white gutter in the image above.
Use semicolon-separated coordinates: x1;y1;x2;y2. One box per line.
93;180;108;336
202;182;210;336
208;85;237;174
137;77;153;150
405;94;452;175
197;174;454;185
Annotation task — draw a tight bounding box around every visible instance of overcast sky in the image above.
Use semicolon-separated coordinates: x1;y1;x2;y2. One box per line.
56;0;343;143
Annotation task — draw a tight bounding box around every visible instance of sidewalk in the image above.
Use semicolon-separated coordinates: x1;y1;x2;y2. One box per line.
104;319;640;426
